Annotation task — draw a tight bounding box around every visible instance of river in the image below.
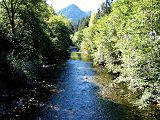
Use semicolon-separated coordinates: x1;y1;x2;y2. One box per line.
34;52;139;120
0;52;158;120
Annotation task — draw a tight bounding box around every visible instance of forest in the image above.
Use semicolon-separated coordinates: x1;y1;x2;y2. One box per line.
0;0;73;86
0;0;73;118
72;0;160;108
0;0;159;119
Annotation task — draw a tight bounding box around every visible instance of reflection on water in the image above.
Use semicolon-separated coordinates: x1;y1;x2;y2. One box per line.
36;52;140;120
70;52;91;62
0;52;158;120
95;61;160;120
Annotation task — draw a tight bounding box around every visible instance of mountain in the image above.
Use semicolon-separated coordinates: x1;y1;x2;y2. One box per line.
57;4;91;24
86;11;92;16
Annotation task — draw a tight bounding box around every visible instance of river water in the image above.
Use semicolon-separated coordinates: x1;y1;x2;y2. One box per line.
0;52;158;120
35;52;139;120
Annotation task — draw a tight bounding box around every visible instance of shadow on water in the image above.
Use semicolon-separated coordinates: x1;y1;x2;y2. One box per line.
0;59;67;120
35;52;141;120
0;52;156;120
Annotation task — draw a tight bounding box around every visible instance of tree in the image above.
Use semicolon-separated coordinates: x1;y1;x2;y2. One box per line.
89;13;97;27
0;0;73;85
77;16;90;31
74;0;160;107
0;0;24;34
97;0;113;17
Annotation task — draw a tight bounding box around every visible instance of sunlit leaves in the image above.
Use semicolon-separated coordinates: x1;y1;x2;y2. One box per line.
73;0;160;106
0;0;73;85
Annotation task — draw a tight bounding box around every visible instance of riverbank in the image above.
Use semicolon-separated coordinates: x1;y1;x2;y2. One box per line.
33;52;141;120
71;52;160;120
1;52;159;120
0;57;68;119
94;66;160;120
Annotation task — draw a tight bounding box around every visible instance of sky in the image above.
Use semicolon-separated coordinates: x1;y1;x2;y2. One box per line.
47;0;106;12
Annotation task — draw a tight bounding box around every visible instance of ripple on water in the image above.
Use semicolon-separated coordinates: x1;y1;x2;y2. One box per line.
38;52;142;120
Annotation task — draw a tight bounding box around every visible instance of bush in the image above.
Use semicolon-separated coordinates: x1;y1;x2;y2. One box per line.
73;0;160;107
7;54;38;85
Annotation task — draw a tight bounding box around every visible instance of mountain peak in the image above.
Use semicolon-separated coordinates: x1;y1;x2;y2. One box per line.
57;4;91;24
67;4;79;9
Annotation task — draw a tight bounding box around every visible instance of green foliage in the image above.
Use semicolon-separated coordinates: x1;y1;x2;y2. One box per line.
0;0;72;86
48;14;73;50
7;54;38;85
77;16;90;31
73;0;160;107
72;30;84;48
97;0;113;18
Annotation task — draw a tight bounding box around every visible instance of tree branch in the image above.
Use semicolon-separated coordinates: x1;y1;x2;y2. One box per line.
14;0;23;14
13;0;18;10
2;0;12;23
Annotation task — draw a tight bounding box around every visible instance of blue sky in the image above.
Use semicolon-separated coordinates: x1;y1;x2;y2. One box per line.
47;0;106;12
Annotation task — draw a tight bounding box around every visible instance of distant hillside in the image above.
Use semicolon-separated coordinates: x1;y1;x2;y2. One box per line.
57;4;91;24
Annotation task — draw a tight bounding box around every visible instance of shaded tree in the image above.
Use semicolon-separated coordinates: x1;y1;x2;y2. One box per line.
77;16;90;31
0;0;24;34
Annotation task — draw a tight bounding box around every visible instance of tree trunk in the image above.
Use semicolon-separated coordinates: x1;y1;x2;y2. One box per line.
11;0;15;34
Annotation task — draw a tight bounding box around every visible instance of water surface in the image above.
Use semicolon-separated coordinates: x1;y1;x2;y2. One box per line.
37;52;137;120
